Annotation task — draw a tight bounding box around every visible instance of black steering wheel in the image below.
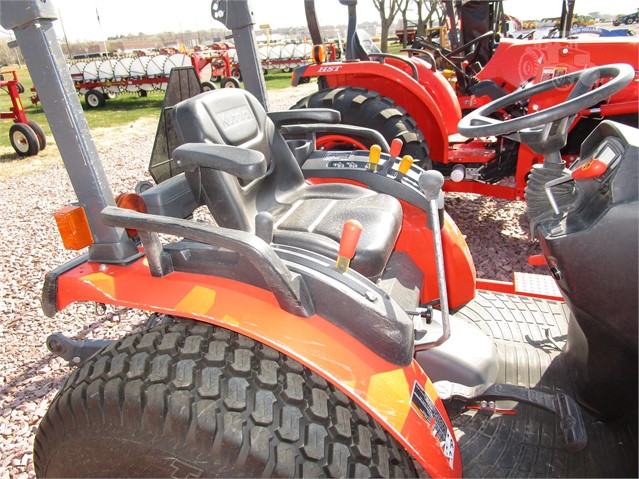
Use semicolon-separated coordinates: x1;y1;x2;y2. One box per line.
458;63;635;151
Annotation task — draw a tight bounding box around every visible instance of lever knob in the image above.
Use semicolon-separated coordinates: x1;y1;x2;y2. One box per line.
336;219;362;273
418;170;445;201
368;144;381;171
390;138;403;158
398;155;414;175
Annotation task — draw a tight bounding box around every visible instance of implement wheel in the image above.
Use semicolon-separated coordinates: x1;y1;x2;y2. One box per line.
27;120;47;151
9;123;40;156
85;89;106;108
292;86;431;168
34;320;417;477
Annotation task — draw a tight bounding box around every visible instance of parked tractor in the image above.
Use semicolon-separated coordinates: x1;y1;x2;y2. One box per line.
0;0;636;477
291;0;638;200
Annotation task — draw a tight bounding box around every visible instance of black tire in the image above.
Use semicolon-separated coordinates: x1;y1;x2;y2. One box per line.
17;82;25;94
201;80;217;92
85;89;106;108
9;123;40;156
34;320;417;478
27;119;46;151
221;76;241;89
292;86;431;168
625;17;635;25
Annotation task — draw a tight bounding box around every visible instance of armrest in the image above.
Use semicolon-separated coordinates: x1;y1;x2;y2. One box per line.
279;123;390;152
172;143;267;181
268;108;341;127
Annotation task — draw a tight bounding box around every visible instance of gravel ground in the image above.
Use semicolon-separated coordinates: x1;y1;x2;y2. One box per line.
0;85;544;478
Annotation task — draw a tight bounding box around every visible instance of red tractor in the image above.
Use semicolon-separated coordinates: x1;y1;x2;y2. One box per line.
2;0;637;477
291;0;638;200
0;68;46;156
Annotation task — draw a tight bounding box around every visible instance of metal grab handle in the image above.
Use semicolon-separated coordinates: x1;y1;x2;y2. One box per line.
415;171;450;351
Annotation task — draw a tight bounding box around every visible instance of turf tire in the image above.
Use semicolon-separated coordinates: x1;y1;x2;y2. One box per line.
34;320;417;478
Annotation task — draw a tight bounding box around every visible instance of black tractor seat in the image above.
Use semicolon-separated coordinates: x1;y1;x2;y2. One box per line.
171;88;402;279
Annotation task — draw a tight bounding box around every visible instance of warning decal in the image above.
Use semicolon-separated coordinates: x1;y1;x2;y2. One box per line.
411;381;455;467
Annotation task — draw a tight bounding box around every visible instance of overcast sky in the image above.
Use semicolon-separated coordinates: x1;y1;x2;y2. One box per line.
1;0;636;42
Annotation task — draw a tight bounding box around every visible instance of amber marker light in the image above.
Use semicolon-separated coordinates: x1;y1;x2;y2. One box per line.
115;193;147;237
53;205;94;250
336;219;363;273
312;44;326;64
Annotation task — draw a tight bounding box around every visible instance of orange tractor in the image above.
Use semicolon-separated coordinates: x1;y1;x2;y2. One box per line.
1;0;636;477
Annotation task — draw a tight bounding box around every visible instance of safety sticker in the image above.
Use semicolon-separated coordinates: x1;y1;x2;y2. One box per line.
411;381;455;468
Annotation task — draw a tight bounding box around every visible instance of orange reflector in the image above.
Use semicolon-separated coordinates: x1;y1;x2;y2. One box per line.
54;205;94;250
115;193;147;237
312;44;326;64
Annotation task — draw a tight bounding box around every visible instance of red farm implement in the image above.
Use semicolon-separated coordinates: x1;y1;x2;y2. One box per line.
0;68;46;156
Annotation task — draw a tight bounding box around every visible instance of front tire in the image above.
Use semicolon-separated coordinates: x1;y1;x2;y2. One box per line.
292;86;431;168
9;123;40;156
34;320;417;478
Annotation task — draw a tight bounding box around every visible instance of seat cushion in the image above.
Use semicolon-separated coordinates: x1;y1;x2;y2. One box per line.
267;183;402;279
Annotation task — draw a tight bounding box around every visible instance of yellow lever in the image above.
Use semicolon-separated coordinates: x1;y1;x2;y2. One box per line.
398;155;414;175
368;144;381;171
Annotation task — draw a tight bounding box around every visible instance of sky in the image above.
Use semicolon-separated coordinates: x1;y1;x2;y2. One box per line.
1;0;636;43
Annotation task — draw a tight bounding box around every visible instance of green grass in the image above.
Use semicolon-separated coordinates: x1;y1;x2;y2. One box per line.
0;66;299;150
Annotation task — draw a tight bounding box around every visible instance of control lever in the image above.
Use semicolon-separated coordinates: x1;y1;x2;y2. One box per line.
544;158;608;214
397;155;414;177
335;219;363;273
389;138;403;158
368;144;381;172
415;171;450;350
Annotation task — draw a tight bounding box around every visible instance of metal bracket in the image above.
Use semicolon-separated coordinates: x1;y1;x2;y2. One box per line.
434;380;587;453
46;333;114;366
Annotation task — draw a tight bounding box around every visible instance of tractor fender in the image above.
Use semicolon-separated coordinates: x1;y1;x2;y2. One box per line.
46;255;463;477
295;61;454;163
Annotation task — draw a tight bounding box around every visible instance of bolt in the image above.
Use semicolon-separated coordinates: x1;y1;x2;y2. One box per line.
365;290;378;303
99;264;108;272
72;356;81;364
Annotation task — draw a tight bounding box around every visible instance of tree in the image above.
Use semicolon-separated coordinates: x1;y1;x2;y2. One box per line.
372;0;401;52
398;0;411;48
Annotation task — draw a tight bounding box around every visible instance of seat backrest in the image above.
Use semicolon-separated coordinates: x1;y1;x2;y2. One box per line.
351;29;381;61
172;88;306;232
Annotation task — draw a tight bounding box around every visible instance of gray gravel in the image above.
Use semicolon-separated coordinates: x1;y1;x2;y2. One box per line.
0;85;544;478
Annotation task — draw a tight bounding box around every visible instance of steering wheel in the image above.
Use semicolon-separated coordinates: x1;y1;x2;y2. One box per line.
446;31;495;64
414;31;494;63
458;64;635;151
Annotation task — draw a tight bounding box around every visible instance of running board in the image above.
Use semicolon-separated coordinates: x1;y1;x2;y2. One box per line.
434;381;587;453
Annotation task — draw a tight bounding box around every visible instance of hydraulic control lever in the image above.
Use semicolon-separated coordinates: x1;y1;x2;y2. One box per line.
544;158;608;214
415;170;450;350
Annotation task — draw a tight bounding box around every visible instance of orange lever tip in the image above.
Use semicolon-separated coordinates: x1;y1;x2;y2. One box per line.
338;219;363;260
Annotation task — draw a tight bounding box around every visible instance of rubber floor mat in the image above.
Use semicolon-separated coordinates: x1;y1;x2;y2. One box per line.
450;290;638;478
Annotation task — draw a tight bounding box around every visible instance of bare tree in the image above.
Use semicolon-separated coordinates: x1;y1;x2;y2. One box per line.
372;0;401;52
398;0;411;48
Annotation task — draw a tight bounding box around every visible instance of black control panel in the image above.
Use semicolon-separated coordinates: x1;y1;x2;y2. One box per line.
302;150;430;212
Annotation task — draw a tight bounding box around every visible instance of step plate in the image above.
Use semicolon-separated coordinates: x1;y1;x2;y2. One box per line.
450;290;637;478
